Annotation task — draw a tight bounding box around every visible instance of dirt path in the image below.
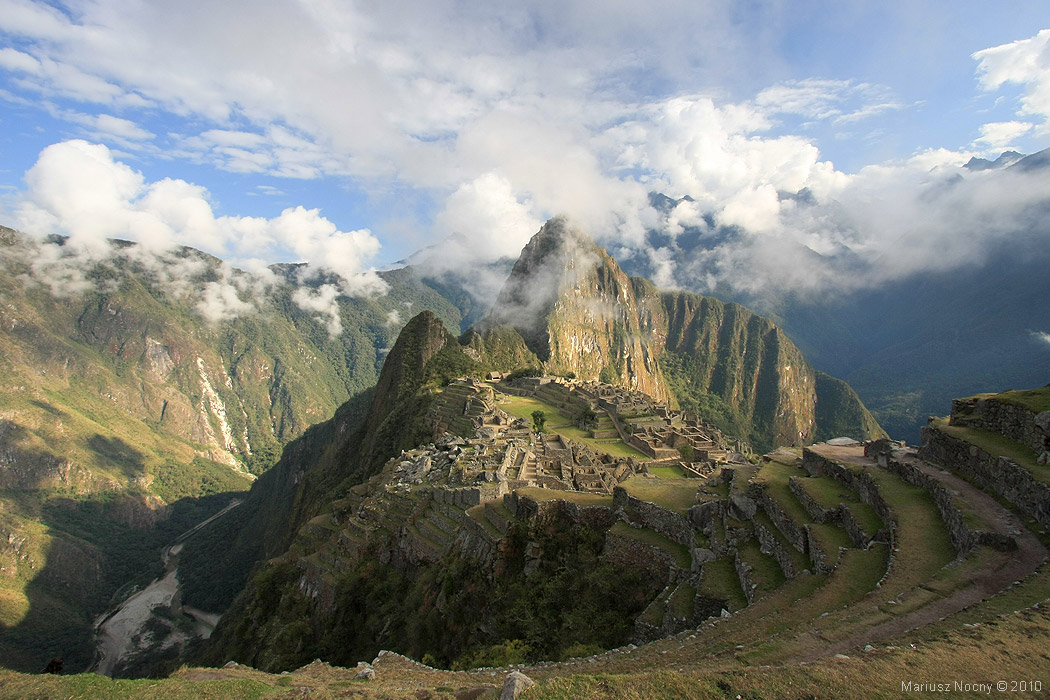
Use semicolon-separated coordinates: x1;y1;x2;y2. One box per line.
799;446;1048;660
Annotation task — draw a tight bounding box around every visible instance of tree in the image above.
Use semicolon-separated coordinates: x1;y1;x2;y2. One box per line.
677;444;695;461
573;406;598;430
531;410;546;433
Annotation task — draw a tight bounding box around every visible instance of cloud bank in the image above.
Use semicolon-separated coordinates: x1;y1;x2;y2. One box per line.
12;140;386;329
0;3;1047;312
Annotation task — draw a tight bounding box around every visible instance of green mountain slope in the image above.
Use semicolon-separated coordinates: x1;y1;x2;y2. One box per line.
0;227;465;672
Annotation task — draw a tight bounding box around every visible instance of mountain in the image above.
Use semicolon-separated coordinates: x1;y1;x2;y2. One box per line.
615;151;1050;443
0;226;469;671
477;217;883;450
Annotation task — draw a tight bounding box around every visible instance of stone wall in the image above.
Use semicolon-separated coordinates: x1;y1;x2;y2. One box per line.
504;492;618;530
752;485;806;551
613;486;694;547
753;519;800;578
877;454;975;556
602;529;677;582
949;396;1050;455
733;551;755;605
801;449;893;531
803;524;833;575
919;426;1050;529
788;476;880;548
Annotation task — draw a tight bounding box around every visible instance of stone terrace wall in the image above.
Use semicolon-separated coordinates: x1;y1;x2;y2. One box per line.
603;529;677;582
788;477;880;548
919;426;1050;529
613;486;694;548
950;397;1050;455
504;492;618;530
751;484;806;551
801;449;894;549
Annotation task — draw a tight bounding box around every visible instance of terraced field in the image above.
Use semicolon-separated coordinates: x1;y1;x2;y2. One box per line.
6;391;1050;699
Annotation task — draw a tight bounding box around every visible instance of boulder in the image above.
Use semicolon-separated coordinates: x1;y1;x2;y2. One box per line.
355;663;376;680
500;670;535;699
729;493;757;520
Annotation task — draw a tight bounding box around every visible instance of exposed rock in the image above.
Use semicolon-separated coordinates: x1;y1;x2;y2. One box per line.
355;664;376;680
729;493;757;520
500;670;535;700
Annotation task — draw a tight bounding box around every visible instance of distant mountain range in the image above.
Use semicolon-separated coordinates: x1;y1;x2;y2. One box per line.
613;148;1050;442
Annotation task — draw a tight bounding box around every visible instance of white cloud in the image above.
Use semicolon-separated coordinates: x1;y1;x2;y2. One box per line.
974;29;1050;132
13;140;386;325
1032;331;1050;348
292;283;343;338
973;120;1034;149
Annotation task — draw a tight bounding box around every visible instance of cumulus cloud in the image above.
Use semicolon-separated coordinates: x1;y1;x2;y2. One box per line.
973;121;1034;149
292;283;343;338
13;140;385;326
1032;331;1050;348
1;3;1047;318
974;29;1050;133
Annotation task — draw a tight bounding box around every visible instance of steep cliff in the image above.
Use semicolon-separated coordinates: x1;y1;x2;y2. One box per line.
479;218;883;451
481;218;669;401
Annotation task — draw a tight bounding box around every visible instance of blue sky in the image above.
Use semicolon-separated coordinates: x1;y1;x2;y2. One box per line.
0;0;1048;288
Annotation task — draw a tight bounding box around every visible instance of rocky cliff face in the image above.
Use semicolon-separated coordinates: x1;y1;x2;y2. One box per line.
480;218;883;449
482;218;670;401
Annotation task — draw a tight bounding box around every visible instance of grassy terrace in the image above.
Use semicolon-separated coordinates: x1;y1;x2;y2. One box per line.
794;474;884;535
620;475;699;515
465;504;503;540
649;463;686;478
736;539;785;598
751;509;809;573
609;521;691;568
967;385;1050;413
931;417;1050;485
516;487;614;508
496;394;648;459
698;555;748;612
751;459;812;528
669;582;696;619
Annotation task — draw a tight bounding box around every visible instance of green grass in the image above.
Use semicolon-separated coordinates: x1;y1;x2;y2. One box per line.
669;582;696;619
736;539;785;597
498;394;648;459
751;460;811;527
968;386;1050;414
609;521;691;568
751;509;809;574
517;487;614;508
794;474;885;535
698;555;748;611
931;417;1050;485
0;672;273;700
649;463;686;478
620;475;699;515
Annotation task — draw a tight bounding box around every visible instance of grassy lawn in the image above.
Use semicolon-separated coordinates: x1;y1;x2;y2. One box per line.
609;521;691;568
497;394;648;459
737;539;786;598
649;463;686;478
931;417;1050;486
517;487;614;508
620;475;699;514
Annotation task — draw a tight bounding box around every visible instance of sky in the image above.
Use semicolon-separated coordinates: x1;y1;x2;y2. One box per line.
0;1;1049;323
